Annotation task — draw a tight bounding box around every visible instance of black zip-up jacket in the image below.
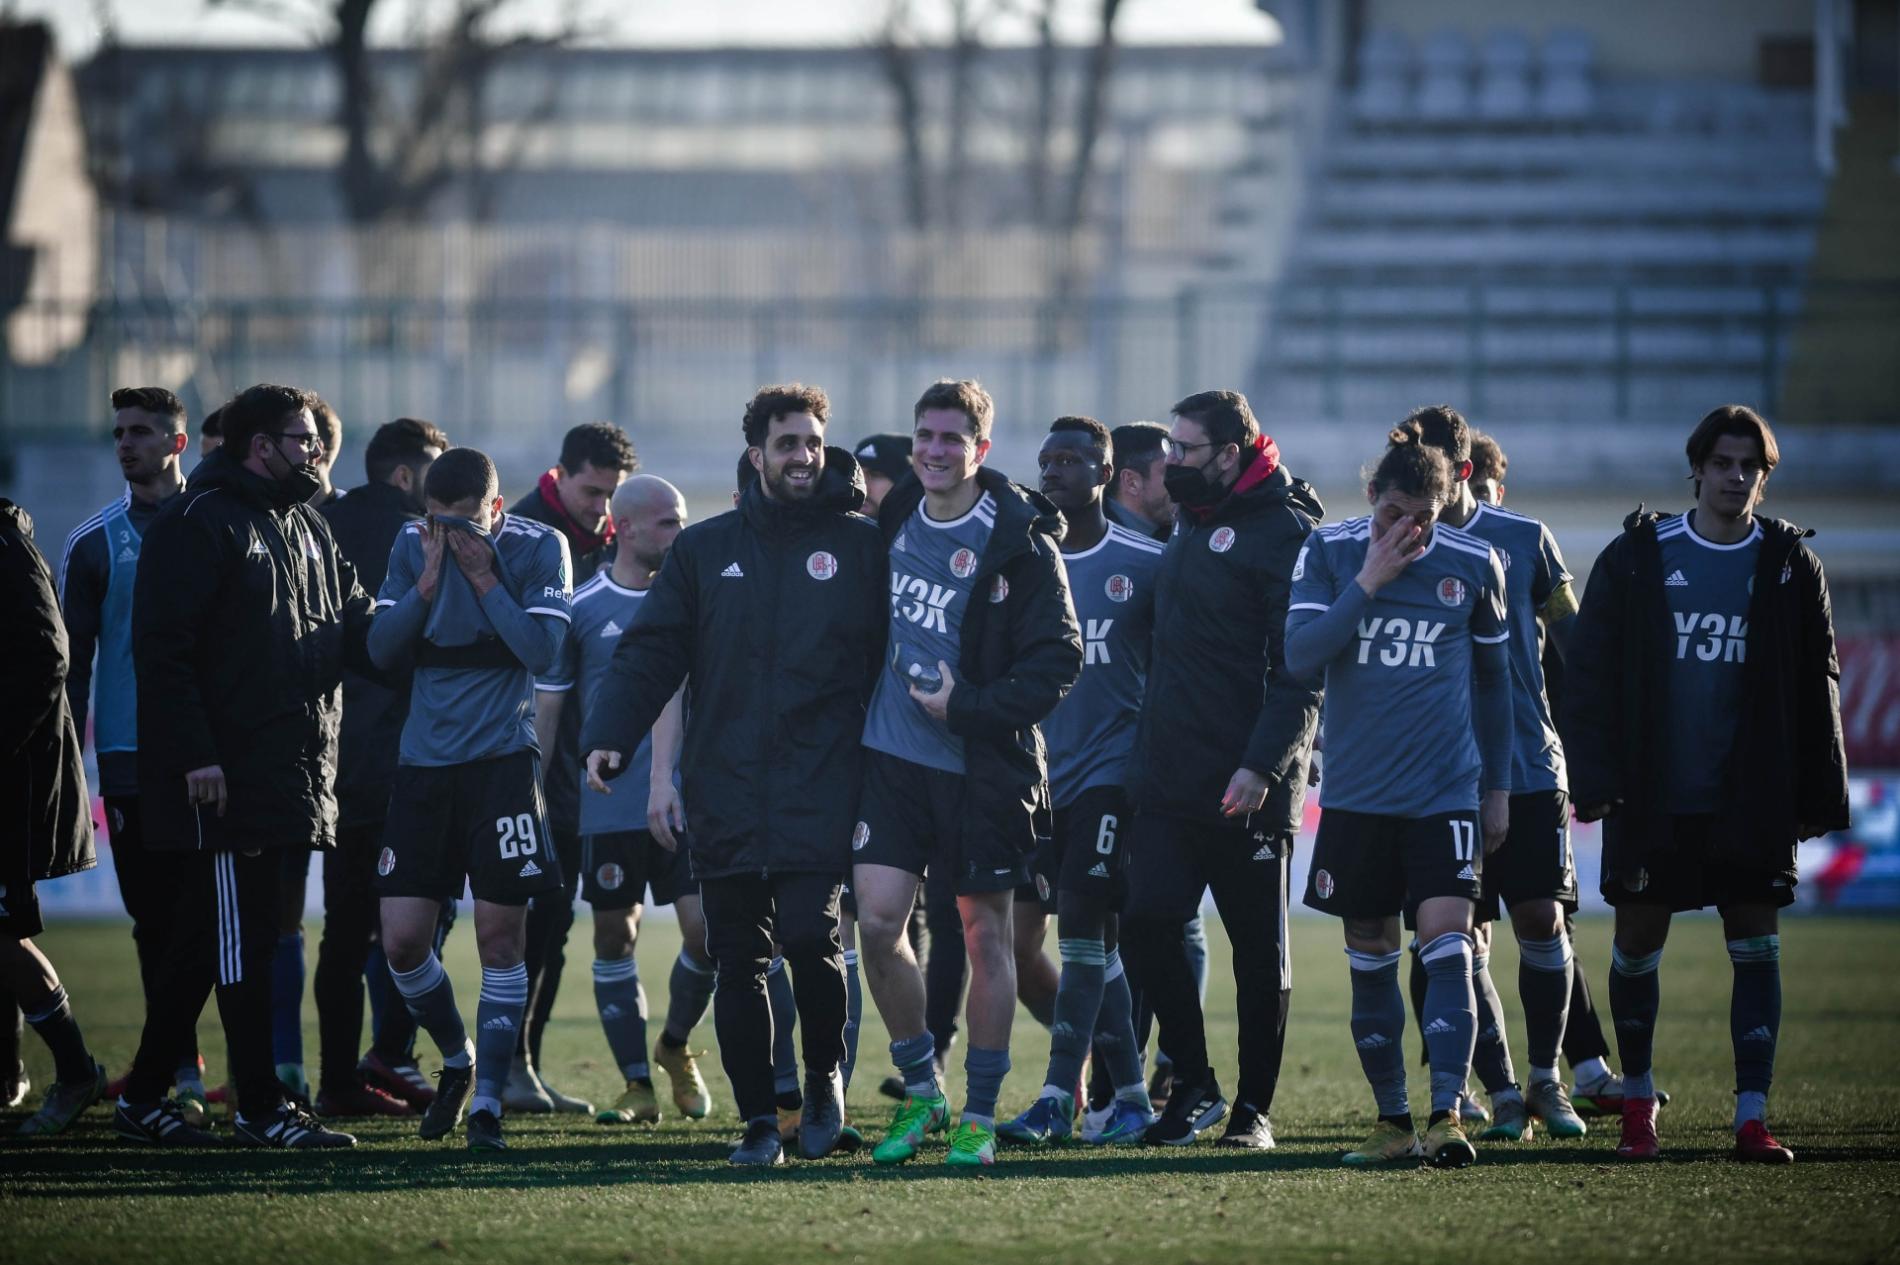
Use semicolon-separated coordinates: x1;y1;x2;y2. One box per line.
133;449;375;853
1131;453;1324;836
582;449;888;880
877;466;1084;859
1;501;95;887
509;483;609;835
318;480;419;829
1564;509;1849;880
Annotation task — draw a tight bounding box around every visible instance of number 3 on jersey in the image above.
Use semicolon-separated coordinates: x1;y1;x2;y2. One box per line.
497;814;539;859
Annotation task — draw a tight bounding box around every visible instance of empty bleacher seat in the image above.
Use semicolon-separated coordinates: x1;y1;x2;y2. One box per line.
1416;30;1473;122
1476;29;1534;122
1351;28;1411;124
1537;28;1597;121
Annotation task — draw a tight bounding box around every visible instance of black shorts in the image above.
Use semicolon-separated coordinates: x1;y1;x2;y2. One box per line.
581;830;691;910
1019;785;1128;913
377;750;564;905
853;749;1030;896
0;877;43;938
1479;789;1580;922
1304;806;1484;920
1601;815;1797;913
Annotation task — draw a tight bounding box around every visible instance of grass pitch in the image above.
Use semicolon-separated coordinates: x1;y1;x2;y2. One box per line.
5;913;1898;1265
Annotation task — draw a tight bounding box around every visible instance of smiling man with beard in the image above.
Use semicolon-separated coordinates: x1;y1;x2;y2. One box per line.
583;383;888;1167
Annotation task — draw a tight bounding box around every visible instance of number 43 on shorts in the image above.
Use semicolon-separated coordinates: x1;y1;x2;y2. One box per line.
496;814;539;859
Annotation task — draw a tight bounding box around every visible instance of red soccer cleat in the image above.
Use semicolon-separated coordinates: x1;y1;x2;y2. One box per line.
1733;1119;1793;1164
316;1081;417;1119
358;1051;436;1109
1614;1097;1660;1159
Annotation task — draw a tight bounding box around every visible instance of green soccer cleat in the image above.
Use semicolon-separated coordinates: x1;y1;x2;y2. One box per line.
1528;1079;1587;1139
18;1064;106;1137
944;1119;997;1169
1477;1093;1532;1142
871;1093;949;1165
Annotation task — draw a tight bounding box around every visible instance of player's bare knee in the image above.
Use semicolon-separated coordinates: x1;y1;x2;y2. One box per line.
592;909;635;959
1720;904;1779;940
1613;905;1671;956
1510;899;1563;942
1344;916;1400;955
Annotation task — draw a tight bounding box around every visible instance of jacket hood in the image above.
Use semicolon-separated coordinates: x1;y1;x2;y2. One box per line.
878;463;1065;549
187;446;309;511
741;444;867;529
1203;457;1323;526
0;498;31;542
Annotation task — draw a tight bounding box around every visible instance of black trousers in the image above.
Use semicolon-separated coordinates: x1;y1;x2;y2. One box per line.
922;870;964;1060
518;824;583;1065
700;872;846;1124
105;796;197;1069
314;821;382;1092
1121;816;1292;1114
126;849;282;1117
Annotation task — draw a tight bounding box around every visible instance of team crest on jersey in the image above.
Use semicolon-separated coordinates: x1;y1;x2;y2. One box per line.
596;863;625;891
1035;873;1052;902
807;551;839;581
1437;577;1467;607
1209;527;1236;553
1105;574;1134;603
1315;868;1335;899
852;822;870;851
950;548;978;579
377;847;396;877
989;575;1009;604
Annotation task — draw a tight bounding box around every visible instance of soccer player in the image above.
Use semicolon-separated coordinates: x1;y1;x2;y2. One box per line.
369;446;574;1152
2;495;108;1137
508;422;638;1114
1105;421;1174;542
1565;405;1848;1163
58;387;206;1121
853;378;1082;1170
997;417;1164;1147
1464;428;1658;1115
1285;437;1513;1170
116;383;367;1150
1390;408;1587;1143
312;416;450;1118
198;407;223;458
1121;391;1320;1149
535;475;712;1125
584;383;887;1167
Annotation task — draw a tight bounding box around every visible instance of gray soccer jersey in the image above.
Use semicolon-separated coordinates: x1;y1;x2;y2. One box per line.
862;492;998;774
377;513;572;767
1043;522;1164;808
1657;512;1761;814
1462;502;1571;794
1289;516;1510;816
540;572;674;833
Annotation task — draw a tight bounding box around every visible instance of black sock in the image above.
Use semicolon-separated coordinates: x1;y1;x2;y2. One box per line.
24;987;94;1086
1378;1111;1415;1133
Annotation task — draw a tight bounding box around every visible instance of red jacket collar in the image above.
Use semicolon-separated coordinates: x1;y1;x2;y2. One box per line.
1186;434;1281;522
537;468;613;556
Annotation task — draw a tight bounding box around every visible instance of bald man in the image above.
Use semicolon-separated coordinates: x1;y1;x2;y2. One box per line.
534;476;713;1125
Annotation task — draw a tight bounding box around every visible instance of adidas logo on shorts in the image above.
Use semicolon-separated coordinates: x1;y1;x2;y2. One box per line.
519;859;542;878
1088;861;1110;878
721;562;744;578
1422;1018;1455;1036
1455;864;1476;881
1252;844;1273;861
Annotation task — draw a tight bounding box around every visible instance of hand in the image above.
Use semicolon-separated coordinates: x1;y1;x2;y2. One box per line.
416;521;446;603
185;764;228;817
1221;767;1269;818
647;782;687;852
1481;789;1509;854
908;659;956;722
1574;800;1616;823
585;749;623;794
1355;518;1425;596
445;527;498;596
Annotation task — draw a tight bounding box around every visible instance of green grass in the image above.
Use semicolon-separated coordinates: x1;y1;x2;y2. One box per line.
5;914;1900;1265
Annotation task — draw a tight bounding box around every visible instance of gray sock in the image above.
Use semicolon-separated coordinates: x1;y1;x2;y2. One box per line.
891;1031;940;1099
389;954;470;1068
1044;938;1106;1096
963;1045;1011;1126
593;956;650;1081
471;963;528;1118
1347;949;1409;1117
842;949;862;1090
1470;951;1517;1096
1094;949;1148;1103
1420;933;1478;1116
662;949;715;1046
1517;934;1573;1081
767;956;798;1097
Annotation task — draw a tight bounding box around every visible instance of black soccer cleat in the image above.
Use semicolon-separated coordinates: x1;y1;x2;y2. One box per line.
799;1068;846;1160
1145;1068;1227;1146
730;1116;785;1167
114;1098;219;1148
419;1065;474;1141
465;1108;508;1152
1215;1103;1276;1150
235;1102;357;1149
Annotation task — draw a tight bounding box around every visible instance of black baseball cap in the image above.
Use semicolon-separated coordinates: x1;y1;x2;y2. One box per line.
852;433;913;481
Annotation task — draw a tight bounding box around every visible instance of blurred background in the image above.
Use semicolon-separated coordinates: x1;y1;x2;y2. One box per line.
4;0;1898;911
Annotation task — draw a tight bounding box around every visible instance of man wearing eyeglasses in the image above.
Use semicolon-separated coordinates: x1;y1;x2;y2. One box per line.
113;383;372;1150
1120;390;1323;1149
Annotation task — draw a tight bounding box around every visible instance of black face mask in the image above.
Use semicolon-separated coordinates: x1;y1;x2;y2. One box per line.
1164;460;1224;508
260;445;325;507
